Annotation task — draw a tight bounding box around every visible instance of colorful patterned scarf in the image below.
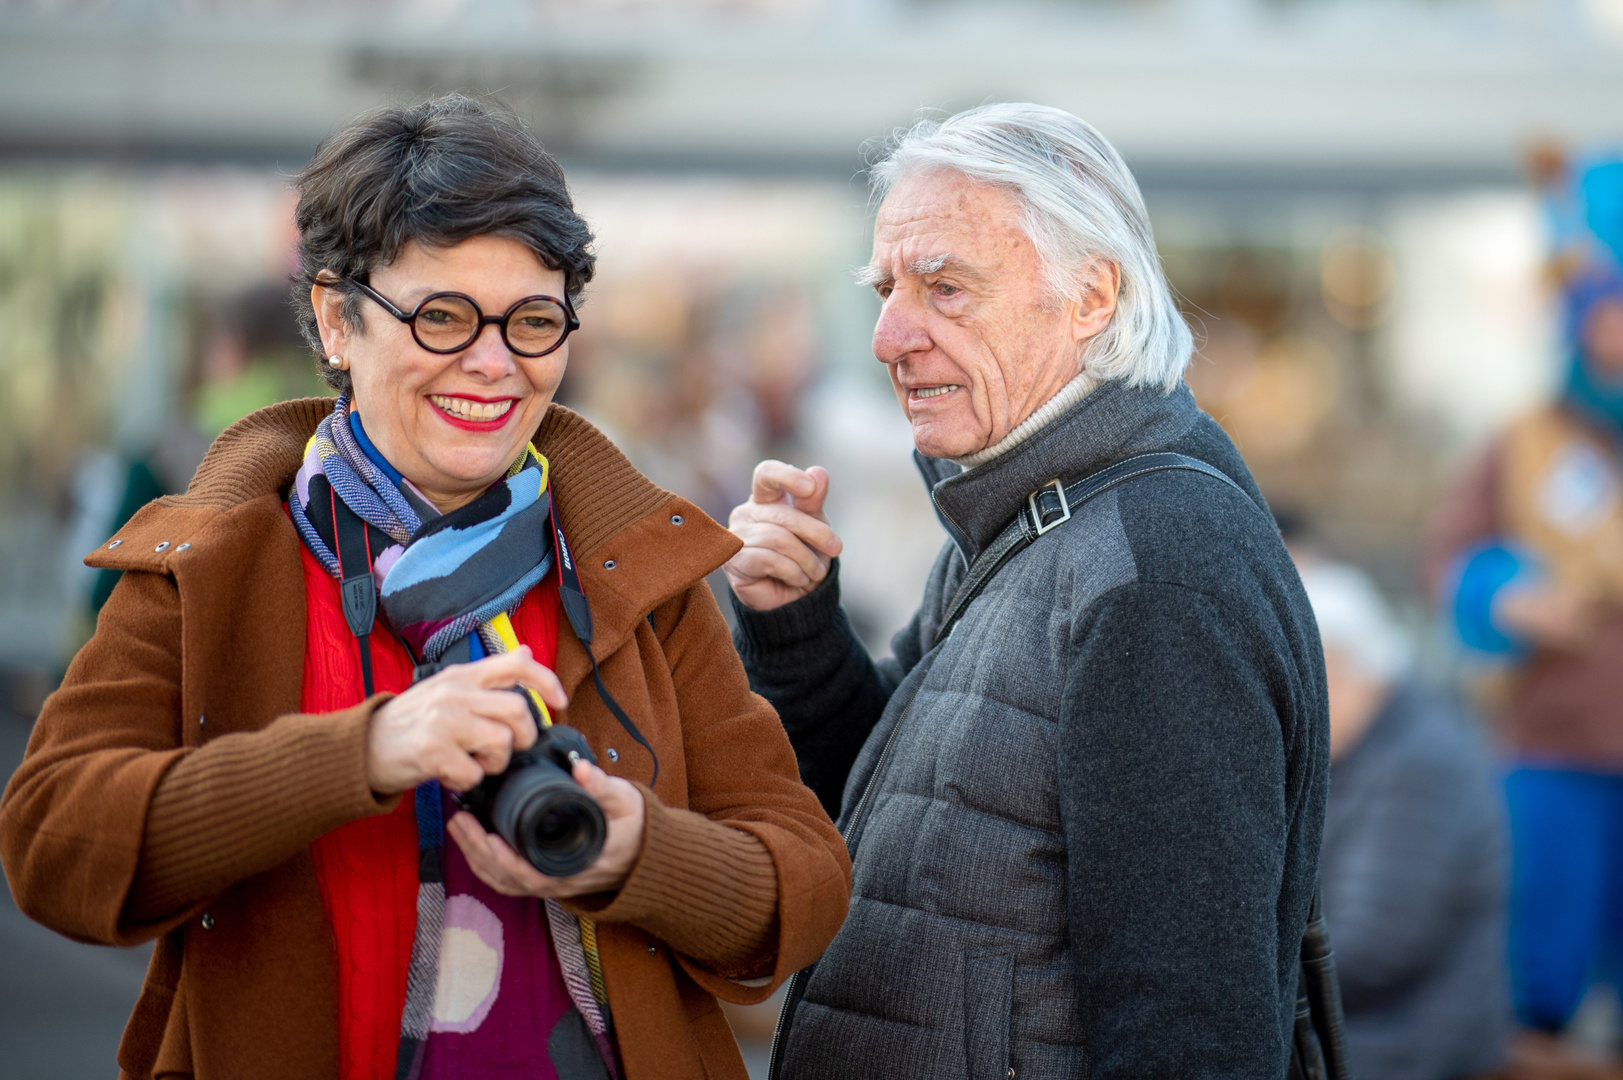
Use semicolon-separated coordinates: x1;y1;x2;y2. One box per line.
291;396;614;1079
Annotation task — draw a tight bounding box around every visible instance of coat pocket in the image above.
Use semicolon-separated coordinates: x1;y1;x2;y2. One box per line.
963;951;1015;1080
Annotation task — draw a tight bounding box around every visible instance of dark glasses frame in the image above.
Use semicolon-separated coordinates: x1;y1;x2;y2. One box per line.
323;275;580;358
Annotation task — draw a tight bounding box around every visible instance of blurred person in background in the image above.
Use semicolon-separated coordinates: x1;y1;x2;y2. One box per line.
725;103;1328;1080
1427;155;1623;1047
0;95;849;1080
74;284;320;621
1297;555;1509;1080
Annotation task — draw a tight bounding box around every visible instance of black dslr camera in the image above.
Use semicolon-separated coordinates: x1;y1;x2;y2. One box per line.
457;703;606;878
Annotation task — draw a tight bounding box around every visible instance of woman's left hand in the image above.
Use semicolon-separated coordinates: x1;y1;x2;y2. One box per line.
447;760;646;898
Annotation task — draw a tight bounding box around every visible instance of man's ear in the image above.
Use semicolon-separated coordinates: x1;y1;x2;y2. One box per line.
1071;259;1121;344
311;279;352;357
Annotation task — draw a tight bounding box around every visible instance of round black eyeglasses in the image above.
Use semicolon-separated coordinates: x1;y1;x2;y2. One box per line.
335;277;579;358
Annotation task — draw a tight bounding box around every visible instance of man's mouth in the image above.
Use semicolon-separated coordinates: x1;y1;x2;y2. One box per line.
912;384;961;399
428;394;515;423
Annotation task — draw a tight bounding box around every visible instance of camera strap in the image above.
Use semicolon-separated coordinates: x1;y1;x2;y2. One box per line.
548;506;661;787
331;491;380;699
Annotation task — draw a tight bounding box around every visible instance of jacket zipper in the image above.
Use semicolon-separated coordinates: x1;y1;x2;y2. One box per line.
930;487;972;569
767;700;916;1080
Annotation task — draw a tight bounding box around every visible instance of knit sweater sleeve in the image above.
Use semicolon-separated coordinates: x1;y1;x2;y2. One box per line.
731;561;912;819
1058;580;1308;1079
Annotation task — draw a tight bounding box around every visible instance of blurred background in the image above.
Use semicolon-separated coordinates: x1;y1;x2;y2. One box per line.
1;0;1620;1076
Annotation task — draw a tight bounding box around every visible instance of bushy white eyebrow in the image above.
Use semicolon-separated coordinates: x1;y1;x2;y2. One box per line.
852;263;889;288
851;253;955;289
908;254;951;275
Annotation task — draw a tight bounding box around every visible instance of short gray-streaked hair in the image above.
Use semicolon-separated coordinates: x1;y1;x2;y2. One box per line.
868;103;1191;392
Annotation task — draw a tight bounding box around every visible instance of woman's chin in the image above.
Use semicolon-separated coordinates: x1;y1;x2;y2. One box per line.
417;451;517;496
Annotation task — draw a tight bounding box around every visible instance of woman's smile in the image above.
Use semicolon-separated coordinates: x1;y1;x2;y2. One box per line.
428;393;519;430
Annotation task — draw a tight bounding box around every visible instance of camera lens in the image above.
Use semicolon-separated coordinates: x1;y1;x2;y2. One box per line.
490;754;606;877
533;805;577;846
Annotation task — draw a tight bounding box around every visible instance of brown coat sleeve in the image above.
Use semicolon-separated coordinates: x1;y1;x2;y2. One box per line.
565;580;851;1001
1421;438;1506;600
0;569;395;945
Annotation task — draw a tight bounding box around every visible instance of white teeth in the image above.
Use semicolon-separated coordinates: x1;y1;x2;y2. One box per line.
429;395;514;421
914;384;961;399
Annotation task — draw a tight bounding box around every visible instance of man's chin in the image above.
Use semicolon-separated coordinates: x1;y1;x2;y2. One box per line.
910;421;991;461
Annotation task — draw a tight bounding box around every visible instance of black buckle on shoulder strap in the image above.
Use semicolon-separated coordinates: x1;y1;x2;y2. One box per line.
1028;479;1072;536
933;452;1258;648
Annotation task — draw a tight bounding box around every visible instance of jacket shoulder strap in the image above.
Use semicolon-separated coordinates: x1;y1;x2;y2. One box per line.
932;452;1254;646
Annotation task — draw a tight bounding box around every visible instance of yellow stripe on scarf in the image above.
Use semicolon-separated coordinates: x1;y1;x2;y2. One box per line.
488;611;552;728
488;447;554;725
578;917;610;1009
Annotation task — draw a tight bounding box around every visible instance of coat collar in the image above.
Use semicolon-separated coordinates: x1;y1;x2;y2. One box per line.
921;380;1203;560
87;397;739;668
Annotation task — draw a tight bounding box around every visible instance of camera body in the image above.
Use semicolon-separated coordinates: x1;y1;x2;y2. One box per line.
457;722;606;878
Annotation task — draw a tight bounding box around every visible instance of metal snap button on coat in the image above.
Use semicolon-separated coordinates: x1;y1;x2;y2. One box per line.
107;540;121;549
201;913;216;930
176;543;191;552
154;541;170;552
606;748;619;762
647;944;657;954
670;514;684;525
603;559;617;570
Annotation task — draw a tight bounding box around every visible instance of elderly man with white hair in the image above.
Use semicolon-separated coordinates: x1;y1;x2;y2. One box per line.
725;103;1329;1079
1297;558;1509;1080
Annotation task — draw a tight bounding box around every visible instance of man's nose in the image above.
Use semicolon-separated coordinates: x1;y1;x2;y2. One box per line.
458;322;519;379
872;289;932;365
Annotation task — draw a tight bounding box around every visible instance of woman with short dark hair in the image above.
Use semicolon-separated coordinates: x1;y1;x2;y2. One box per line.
0;95;850;1080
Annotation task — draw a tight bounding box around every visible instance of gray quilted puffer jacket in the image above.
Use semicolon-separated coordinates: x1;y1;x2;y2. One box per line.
734;382;1328;1080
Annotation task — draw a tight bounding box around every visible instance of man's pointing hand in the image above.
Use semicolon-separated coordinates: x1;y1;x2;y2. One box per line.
724;460;845;612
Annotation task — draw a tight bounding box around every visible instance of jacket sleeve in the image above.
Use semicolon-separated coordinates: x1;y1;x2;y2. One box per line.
570;578;852;1003
1058;580;1303;1079
0;569;396;945
1323;737;1505;1006
731;561;914;818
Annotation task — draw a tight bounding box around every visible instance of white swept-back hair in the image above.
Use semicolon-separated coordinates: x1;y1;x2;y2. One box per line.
869;103;1192;392
1297;561;1413;683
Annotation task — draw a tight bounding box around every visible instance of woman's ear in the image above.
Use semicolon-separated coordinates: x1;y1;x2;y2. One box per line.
311;279;352;359
1070;259;1121;344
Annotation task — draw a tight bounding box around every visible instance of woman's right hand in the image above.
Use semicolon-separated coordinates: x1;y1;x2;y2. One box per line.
365;646;569;796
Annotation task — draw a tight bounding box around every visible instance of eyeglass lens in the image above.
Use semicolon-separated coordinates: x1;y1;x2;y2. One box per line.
412;295;570;356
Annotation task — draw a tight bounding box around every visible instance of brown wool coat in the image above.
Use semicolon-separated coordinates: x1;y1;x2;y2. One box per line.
0;398;850;1080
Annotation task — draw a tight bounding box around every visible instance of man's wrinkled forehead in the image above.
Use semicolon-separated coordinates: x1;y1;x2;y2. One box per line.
866;173;1021;283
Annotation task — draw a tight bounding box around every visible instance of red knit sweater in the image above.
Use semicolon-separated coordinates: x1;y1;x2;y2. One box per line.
299;540;561;1080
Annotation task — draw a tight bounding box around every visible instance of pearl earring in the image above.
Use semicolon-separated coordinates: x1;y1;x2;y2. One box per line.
328;355;342;368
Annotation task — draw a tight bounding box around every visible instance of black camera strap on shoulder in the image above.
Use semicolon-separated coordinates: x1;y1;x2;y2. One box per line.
328;492;660;786
547;507;660;787
930;451;1350;1080
331;493;380;699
